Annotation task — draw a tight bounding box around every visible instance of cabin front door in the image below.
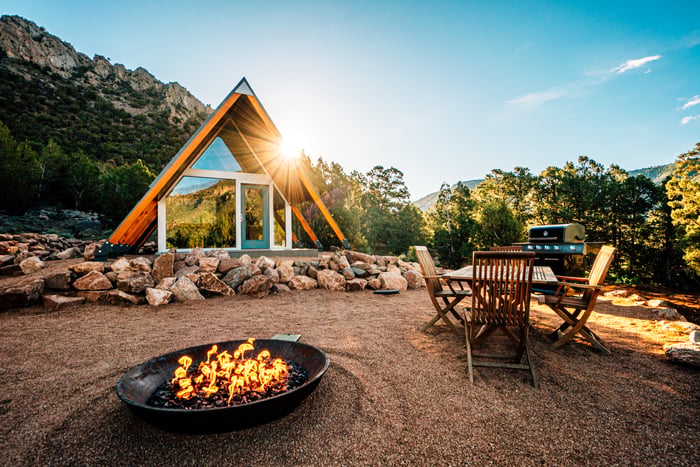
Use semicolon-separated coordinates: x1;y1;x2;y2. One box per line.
241;184;269;249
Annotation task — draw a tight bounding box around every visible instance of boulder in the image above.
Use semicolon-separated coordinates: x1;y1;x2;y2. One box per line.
171;276;205;301
222;264;256;290
218;257;244;274
379;272;408;291
317;269;346;291
76;290;108;303
272;283;291;294
238;275;274;298
145;287;174;306
207;249;231;262
185;247;206;266
56;247;80;260
44;269;74;290
288;275;318;290
655;308;686;321
175;265;200;278
346;278;367;291
20;256;46;274
351;267;369;278
83;240;105;260
665;342;700;367
69;261;105;275
73;270;112;291
0;279;45;309
110;257;132;274
337;255;351;269
116;271;155;294
198;257;220;274
255;256;276;271
129;256;152;272
152;253;175;283
339;266;356;280
346;251;376;264
690;331;700;343
43;294;85;311
264;267;280;283
155;277;176;291
306;265;318;279
367;277;382;290
276;264;295;283
239;254;252;265
403;270;425;289
106;289;144;306
387;265;402;276
197;272;235;296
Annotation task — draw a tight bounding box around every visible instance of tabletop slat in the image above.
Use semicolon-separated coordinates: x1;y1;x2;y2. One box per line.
445;265;558;284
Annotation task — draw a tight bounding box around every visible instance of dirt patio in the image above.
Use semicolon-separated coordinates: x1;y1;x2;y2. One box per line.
1;288;698;465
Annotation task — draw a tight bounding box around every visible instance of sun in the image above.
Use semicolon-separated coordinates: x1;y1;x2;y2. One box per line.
279;138;302;160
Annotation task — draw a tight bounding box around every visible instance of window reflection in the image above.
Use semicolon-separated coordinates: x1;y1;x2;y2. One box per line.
166;177;236;248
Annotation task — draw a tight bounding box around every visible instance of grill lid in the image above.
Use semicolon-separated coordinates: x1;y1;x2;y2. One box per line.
528;223;585;243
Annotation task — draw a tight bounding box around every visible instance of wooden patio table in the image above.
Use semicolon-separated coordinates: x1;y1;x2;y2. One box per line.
445;265;558;285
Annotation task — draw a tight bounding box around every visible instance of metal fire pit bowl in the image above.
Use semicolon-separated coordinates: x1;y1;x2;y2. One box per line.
116;339;330;433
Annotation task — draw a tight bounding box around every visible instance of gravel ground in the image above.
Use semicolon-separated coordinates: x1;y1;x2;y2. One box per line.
0;288;698;465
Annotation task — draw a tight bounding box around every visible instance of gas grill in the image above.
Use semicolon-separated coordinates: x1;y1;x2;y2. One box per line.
514;224;600;276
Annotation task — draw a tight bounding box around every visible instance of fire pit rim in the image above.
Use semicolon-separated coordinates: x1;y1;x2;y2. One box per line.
116;338;329;426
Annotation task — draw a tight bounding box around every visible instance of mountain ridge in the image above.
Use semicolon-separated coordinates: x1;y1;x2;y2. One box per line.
412;162;676;211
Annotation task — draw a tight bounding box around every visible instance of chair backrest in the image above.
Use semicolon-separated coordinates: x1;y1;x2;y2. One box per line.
414;246;442;294
471;251;536;327
489;246;522;252
587;245;616;287
582;245;616;302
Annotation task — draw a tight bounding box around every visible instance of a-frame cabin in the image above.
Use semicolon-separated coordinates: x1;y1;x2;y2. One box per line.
97;78;349;258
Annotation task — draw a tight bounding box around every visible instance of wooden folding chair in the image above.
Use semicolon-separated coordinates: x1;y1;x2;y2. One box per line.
465;251;537;387
538;245;616;354
414;246;471;335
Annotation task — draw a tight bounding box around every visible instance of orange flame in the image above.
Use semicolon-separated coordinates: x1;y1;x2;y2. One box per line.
169;338;289;404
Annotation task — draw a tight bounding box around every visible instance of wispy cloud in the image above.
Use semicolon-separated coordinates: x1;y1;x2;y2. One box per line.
610;55;662;74
682;95;700;110
681;115;699;125
506;87;567;108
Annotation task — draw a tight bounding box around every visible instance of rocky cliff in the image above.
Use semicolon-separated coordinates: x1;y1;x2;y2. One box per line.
0;15;210;125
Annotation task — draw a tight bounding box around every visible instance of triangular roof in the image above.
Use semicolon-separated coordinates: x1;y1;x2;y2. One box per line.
102;78;347;253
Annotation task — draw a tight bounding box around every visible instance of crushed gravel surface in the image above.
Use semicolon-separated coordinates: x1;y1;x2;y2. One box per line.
1;289;698;465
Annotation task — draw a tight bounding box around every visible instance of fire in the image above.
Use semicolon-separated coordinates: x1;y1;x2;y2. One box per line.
169;338;289;405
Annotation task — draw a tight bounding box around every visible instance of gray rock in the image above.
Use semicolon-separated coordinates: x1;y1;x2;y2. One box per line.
222;264;255;290
56;247;80;260
665;342;700;367
351;267;369;278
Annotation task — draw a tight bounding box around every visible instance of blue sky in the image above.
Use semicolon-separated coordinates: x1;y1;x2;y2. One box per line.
4;0;699;199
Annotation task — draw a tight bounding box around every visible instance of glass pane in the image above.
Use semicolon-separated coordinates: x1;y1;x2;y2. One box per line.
245;187;264;241
274;188;286;247
192;137;242;172
166;177;236;248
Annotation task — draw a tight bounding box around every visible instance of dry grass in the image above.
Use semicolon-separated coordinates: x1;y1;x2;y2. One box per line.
0;288;698;465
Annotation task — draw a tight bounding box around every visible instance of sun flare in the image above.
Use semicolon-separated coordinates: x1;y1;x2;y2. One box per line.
280;138;302;160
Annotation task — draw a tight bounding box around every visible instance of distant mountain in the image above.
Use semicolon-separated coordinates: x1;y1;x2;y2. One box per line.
0;15;211;170
412;162;676;212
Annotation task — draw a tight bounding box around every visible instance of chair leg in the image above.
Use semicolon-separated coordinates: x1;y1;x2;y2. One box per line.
465;321;474;384
524;328;538;388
